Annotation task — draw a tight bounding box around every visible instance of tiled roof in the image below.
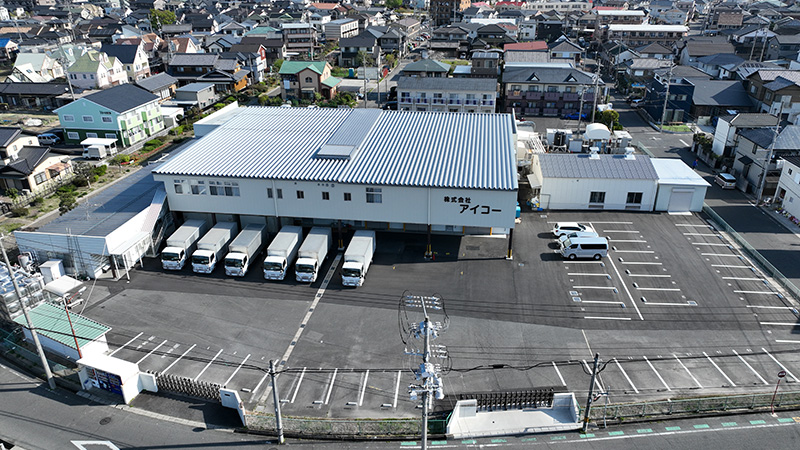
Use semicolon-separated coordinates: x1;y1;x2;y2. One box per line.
538;153;658;180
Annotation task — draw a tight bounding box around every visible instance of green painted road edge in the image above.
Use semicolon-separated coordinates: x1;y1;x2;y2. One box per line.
665;426;681;431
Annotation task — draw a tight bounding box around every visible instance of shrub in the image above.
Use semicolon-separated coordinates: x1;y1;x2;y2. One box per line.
213;102;226;110
92;165;107;177
225;96;235;103
112;154;131;164
72;177;89;187
57;184;76;194
32;197;44;206
91;174;99;183
11;207;28;217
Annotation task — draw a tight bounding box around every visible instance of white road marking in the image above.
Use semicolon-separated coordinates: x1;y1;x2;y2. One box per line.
703;352;736;387
562;261;604;264
552;362;566;386
621;261;663;265
603;230;640;233
163;343;196;374
723;277;764;281
584;316;632;321
393;370;401;408
613;250;655;254
109;332;143;356
614;358;639;393
358;370;369;406
733;349;768;385
679;139;688;146
194;348;223;381
712;264;752;268
747;305;795;310
676;224;711;227
573;285;618;290
641;302;695;306
72;441;120;450
762;348;799;382
581;300;626;305
224;354;251;386
324;368;338;404
568;272;612;276
702;253;740;257
674;354;703;388
547;221;633;224
637;287;681;291
683;233;718;236
693;243;729;247
760;322;800;326
643;356;671;391
136;339;167;365
628;274;671;278
584;359;605;392
776;340;800;344
290;367;306;403
736;290;778;295
602;240;644;321
608;239;647;243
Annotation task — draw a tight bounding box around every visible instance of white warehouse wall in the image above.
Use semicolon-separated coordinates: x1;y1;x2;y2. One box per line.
654;184;707;212
540;178;657;210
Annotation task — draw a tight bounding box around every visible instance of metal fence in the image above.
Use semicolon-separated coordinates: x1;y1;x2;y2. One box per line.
0;327;70;374
586;391;800;422
244;412;447;438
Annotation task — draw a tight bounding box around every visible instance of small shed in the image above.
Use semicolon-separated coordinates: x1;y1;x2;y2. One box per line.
651;159;710;212
13;302;110;361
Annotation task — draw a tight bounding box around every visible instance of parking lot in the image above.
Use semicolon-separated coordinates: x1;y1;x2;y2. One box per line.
82;210;800;418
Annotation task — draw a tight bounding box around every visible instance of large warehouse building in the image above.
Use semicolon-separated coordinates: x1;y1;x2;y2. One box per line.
152;107;519;238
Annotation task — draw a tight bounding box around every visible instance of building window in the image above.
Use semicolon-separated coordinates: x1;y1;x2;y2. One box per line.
267;188;273;198
34;172;47;185
277;188;283;199
589;191;606;203
626;192;643;204
190;180;206;195
82;115;93;123
344;192;351;201
224;181;240;196
105;133;116;139
366;187;382;203
547;86;559;92
102;116;112;123
174;179;184;194
322;191;330;200
297;190;304;199
63;114;74;122
305;77;312;83
67;132;79;139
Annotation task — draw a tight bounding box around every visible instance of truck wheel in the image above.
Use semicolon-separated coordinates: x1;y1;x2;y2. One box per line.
568;254;576;260
593;254;601;260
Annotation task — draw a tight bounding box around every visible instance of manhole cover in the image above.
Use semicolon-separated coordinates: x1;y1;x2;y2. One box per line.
466;245;480;251
99;417;112;425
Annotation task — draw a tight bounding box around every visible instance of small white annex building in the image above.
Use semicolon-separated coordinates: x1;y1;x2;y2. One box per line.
651;159;709;212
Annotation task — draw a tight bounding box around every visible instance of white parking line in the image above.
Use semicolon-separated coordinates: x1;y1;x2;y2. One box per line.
637;288;682;292
628;274;671;278
676;224;711;227
723;277;764;281
776;340;800;344
584;316;632;321
735;290;778;295
393;371;401;408
643;356;671;391
679;139;688;146
603;230;640;233
584;360;605;392
581;300;626;305
163;343;196;374
602;240;644;321
641;302;695;306
614;358;638;393
574;286;618;290
324;368;338;404
674;354;703;388
762;348;799;382
358;370;369;407
613;250;655;254
562;261;604;264
548;221;633;224
568;273;611;276
621;262;663;265
702;253;740;257
290;367;306;403
703;352;736;387
109;332;144;357
732;350;768;385
712;264;752;268
552;362;566;386
760;322;800;326
683;233;718;237
223;354;251;387
136;339;167;365
693;243;729;247
194;348;223;381
608;239;647;243
747;305;796;310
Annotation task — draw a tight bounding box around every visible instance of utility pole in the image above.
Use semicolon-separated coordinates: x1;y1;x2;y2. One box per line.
577;86;586;135
269;360;285;444
64;287;87;359
591;67;601;123
756;103;783;205
749;28;760;61
581;353;600;433
0;236;56;390
660;63;675;133
56;40;76;101
759;30;769;62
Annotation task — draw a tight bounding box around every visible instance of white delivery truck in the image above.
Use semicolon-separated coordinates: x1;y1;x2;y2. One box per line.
161;219;209;270
295;227;332;283
82;145;107;160
224;223;267;276
263;226;303;281
191;222;238;273
341;230;376;287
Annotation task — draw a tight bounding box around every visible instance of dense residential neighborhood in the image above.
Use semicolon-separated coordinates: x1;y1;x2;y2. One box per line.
4;0;800;448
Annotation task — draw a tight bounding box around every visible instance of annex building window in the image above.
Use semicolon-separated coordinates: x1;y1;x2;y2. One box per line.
344;192;351;201
322;191;330;200
190;180;206;195
297;190;304;199
366;187;382;203
626;192;643;204
174;179;185;194
589;191;606;204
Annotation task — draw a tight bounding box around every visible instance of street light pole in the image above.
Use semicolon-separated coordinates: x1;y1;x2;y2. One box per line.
660;64;675;133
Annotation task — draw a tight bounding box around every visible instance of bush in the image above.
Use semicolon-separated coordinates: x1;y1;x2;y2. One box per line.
11;207;28;217
112;154;131;164
57;183;76;194
213;102;226;110
72;177;89;187
145;138;163;147
32;197;44;206
225;96;235;103
92;165;107;177
5;187;18;199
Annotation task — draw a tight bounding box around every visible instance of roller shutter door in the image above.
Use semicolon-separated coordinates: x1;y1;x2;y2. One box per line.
668;188;694;212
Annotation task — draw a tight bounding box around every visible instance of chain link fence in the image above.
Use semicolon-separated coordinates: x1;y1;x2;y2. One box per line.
244;412;447;438
0;327;70;375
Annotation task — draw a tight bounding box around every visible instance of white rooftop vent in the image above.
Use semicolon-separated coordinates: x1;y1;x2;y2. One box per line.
624;147;636;160
589;147;600;160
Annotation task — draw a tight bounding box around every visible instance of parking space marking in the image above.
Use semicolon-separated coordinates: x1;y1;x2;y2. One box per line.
776;340;800;344
194;348;223;381
621;261;663;265
608;239;647;243
602;239;644;321
574;286;618;290
733;350;768;385
562;261;604;264
693;243;729;247
628;274;671;278
713;264;752;268
643;356;671;391
568;272;611;277
163;343;196;374
735;290;778;295
674;354;703;388
748;305;796;310
552;362;567;386
703;352;735;387
548;221;633;224
109;332;143;357
701;253;740;257
603;230;641;233
581;300;626;305
358;370;369;406
224;354;251;386
614;358;638;393
637;288;681;292
584;316;632;321
762;348;799;382
323;368;338;405
676;224;711;228
641;302;695;307
136;339;167;365
614;250;655;254
393;370;401;408
723;277;764;281
683;233;718;237
584;360;605;392
290;367;306;403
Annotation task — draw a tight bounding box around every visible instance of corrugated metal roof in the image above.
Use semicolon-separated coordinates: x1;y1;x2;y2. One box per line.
13;303;110;349
154;107;518;190
539;153;658;180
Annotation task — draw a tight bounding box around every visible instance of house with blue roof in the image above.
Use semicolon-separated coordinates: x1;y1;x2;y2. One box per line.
0;38;18;61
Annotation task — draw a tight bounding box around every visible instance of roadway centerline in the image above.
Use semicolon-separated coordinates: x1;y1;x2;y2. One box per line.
732;350;768;385
109;332;144;357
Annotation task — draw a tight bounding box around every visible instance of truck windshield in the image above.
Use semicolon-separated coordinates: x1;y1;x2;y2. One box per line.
225;258;243;268
342;268;361;278
162;251;181;262
192;255;210;265
296;263;315;273
264;262;283;272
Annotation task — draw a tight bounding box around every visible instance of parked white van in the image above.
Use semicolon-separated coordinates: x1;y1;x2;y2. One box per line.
557;230;599;245
560;236;609;260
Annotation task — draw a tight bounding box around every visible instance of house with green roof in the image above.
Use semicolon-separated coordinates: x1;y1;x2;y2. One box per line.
279;61;341;100
14;302;111;361
67;50;127;90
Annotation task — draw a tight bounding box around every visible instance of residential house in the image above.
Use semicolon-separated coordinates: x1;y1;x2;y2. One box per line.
205;36;238;54
696;53;744;78
324;18;359;40
67;50;127;90
635;43;673;60
595;9;645;28
642;65;708;124
396;76;496;113
282;22;317;58
168;82;217;110
429;25;470;57
774;156;800;217
765;35;800;61
310;12;332;33
431;0;471;27
238;36;285;67
161;23;193;38
732;124;800;194
54;84;164;147
180;13;219;34
9;53;63;82
167;53;249;93
218;21;248;38
474;24;517;48
602;24;688;47
338;32;380;67
679;39;736;67
374;27;407;58
623;58;673;82
549;38;582;65
0;82;78;110
502;65;597;117
688;78;754;123
101;43;151;82
711;113;778;157
134;73;178;103
745;69;800;118
454;51;500;78
706;5;744;32
278;61;341;100
401;59;451;78
0;38;18;61
220;50;266;84
0;127;72;195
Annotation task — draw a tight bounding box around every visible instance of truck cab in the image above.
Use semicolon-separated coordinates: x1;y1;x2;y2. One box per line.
161;247;186;270
341;263;364;286
263;257;287;280
224;254;248;276
191;251;216;273
295;259;317;282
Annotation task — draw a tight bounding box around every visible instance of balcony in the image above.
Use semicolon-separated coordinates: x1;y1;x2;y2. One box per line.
544;92;560;101
415;98;429;104
583;92;596;101
525;91;542;100
432;98;446;104
448;99;461;104
507;90;523;100
481;100;494;106
464;99;479;105
543;108;559;116
563;93;579;101
400;97;412;104
524;108;540;115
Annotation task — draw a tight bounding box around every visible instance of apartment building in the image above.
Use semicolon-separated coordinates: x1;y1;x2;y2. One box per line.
396;76;497;113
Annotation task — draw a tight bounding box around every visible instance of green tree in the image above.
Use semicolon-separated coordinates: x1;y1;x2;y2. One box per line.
356;50;374;68
150;9;176;31
596;109;620;130
386;0;403;9
272;59;284;73
384;52;397;68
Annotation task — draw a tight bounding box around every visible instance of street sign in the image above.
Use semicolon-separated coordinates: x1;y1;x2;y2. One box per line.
778;370;787;378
